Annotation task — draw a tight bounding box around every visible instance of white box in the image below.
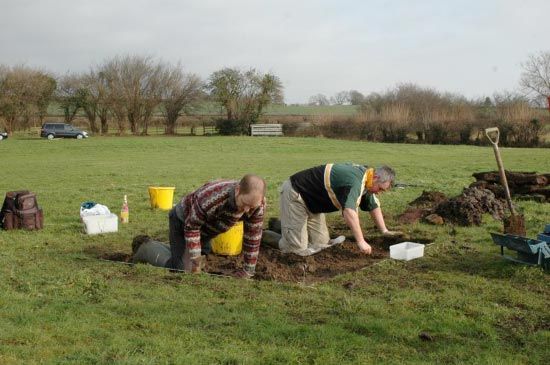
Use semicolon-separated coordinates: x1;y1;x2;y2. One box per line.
390;242;425;261
82;214;118;235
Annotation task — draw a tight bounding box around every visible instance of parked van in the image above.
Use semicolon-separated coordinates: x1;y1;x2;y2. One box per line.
40;123;89;140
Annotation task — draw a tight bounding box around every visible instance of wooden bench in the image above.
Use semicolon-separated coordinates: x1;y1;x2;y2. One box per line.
250;124;283;136
202;124;219;135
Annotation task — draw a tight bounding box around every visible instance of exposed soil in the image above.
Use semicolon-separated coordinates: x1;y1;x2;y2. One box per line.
409;191;448;208
471;170;550;203
436;187;507;226
398;187;508;226
91;233;432;284
397;170;549;227
503;214;527;236
398;191;448;224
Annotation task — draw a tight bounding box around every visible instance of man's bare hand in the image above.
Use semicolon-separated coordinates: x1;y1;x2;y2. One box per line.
357;240;372;255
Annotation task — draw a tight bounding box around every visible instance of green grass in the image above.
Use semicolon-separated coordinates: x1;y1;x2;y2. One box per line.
264;104;359;116
0;136;549;364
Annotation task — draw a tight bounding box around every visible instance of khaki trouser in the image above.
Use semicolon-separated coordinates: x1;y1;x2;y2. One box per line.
278;180;330;255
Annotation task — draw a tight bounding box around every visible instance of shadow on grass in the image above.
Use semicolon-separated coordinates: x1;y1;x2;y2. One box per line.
419;240;536;280
84;245;132;262
12;137;44;141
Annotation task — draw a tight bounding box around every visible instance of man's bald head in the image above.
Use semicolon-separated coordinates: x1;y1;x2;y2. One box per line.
235;174;266;214
238;174;266;197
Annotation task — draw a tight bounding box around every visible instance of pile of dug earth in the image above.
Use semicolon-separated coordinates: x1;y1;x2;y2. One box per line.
398;170;549;226
471;171;550;203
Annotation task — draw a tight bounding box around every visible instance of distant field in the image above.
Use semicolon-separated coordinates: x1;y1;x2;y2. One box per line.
0;136;548;364
47;101;360;117
264;104;359;115
189;102;360;116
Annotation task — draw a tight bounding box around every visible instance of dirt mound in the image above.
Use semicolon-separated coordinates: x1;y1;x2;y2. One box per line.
398;187;507;226
398;208;427;224
91;234;432;284
409;191;448;208
436;187;507;226
471;170;550;203
398;191;448;224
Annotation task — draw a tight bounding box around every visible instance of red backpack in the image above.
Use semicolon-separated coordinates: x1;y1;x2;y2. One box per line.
0;191;44;230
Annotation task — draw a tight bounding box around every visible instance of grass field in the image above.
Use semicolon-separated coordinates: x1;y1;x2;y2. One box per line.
0;136;549;364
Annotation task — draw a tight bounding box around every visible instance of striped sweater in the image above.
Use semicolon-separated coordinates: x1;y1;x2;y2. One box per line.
180;180;264;274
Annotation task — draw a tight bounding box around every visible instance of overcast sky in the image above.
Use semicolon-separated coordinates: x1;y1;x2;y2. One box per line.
1;0;549;103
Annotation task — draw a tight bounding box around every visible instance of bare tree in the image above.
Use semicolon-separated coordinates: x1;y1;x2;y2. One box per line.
99;60;126;134
99;55;167;135
57;73;86;124
36;78;56;124
349;90;365;105
110;102;127;135
493;91;535;121
389;83;444;140
0;65;56;133
333;90;350;105
161;63;203;135
360;92;385;113
520;51;550;107
80;70;111;134
308;93;329;106
33;72;56;128
359;83;475;142
493;91;541;146
0;66;7;132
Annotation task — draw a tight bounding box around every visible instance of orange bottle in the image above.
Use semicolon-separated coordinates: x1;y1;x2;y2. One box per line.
120;195;129;223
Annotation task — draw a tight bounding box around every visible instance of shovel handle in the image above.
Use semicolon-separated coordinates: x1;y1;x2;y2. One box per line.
485;127;499;145
485;127;516;215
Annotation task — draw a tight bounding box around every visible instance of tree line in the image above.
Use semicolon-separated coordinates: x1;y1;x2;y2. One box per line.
300;51;550;146
312;83;548;147
308;51;550;111
1;51;548;139
0;55;283;135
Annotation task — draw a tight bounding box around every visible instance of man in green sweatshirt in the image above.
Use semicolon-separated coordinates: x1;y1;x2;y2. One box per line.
264;163;397;256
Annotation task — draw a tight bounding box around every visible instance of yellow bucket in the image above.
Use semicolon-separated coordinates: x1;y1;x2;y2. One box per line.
211;221;244;256
148;186;176;210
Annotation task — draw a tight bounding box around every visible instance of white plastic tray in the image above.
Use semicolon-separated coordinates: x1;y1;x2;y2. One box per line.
390;242;425;261
82;213;118;235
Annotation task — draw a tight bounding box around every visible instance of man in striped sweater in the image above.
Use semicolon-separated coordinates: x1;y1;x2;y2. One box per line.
133;174;265;278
